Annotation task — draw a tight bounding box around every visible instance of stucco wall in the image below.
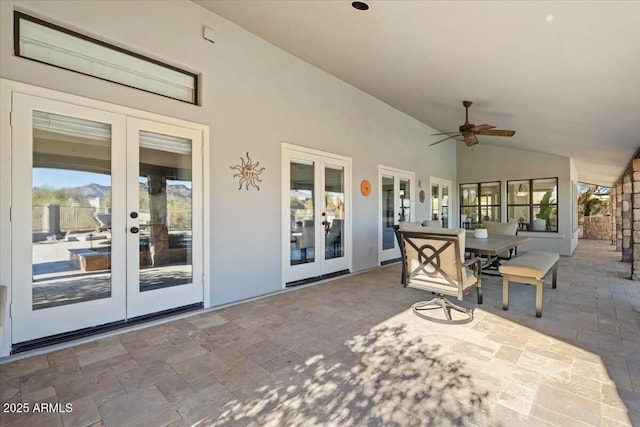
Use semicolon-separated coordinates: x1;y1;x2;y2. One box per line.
457;143;575;256
570;158;579;254
0;1;457;306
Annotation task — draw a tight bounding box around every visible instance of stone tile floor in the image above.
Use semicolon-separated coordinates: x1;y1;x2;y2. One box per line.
1;239;639;426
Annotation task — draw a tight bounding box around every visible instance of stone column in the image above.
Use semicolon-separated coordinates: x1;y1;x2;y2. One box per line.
43;203;61;235
148;174;170;267
616;183;623;252
610;188;617;246
633;159;640;280
622;174;632;262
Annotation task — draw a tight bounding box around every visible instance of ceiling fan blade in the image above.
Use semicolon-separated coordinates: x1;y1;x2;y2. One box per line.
431;131;461;136
464;134;479;147
477;129;516;137
469;124;495;132
429;135;460;146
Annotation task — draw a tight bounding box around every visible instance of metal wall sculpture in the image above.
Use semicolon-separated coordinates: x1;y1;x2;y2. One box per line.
230;152;266;191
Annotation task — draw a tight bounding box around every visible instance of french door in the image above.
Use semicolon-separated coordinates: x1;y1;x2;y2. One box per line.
10;94;203;343
283;145;351;285
125;118;203;318
379;166;415;264
430;177;452;228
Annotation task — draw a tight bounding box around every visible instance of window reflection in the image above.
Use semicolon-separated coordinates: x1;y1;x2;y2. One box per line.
290;161;315;265
382;176;394;250
31;111;113;309
460;182;501;226
507;178;558;232
325;166;344;260
138;131;193;292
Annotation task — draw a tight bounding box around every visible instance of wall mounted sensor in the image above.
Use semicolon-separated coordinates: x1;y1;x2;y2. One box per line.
203;26;215;44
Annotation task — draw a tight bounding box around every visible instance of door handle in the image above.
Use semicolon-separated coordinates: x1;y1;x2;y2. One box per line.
130;226;139;234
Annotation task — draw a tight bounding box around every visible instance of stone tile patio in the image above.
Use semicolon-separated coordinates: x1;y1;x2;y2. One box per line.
1;239;639;426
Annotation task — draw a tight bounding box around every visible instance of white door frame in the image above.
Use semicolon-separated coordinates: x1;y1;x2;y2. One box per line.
429;177;453;228
281;143;352;286
0;79;210;356
378;165;415;265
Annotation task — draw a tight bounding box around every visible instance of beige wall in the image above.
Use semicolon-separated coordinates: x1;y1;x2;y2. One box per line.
457;143;576;256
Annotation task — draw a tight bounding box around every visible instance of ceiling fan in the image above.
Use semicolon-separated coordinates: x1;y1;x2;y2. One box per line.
430;101;515;147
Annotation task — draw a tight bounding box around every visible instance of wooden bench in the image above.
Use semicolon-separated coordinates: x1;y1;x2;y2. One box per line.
498;251;559;318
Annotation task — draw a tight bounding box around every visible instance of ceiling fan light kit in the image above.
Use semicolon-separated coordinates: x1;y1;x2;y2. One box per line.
430;101;516;147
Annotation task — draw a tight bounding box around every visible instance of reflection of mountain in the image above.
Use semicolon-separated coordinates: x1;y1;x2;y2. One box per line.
168;184;192;201
74;183;110;199
66;183;191;203
32;182;192;206
138;182;191;203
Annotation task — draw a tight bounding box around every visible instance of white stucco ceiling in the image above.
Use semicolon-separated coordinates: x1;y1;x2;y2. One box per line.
195;0;640;187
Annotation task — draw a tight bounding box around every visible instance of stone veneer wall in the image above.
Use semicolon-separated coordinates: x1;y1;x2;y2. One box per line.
611;155;640;280
581;216;613;240
611;188;618;249
622;173;632;262
633;159;640;280
615;183;622;251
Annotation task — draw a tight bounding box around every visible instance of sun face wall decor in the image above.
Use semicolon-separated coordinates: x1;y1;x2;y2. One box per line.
230;152;266;191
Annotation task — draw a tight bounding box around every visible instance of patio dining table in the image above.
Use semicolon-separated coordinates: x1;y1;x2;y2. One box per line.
465;233;531;273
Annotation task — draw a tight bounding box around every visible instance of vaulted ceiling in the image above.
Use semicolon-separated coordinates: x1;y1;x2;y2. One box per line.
196;1;640;186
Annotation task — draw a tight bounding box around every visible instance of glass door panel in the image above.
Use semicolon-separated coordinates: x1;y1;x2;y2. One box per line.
126;119;203;318
324;165;344;261
12;94;127;343
381;175;395;251
431;184;440;221
399;179;411;222
442;185;449;228
137;131;193;291
290;160;315;265
431;177;452;228
379;167;414;264
32;112;114;309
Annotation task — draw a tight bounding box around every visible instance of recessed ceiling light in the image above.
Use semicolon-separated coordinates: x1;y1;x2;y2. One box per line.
352;1;370;11
546;14;554;22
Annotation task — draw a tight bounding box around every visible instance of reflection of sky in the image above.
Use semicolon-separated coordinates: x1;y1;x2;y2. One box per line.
326;191;344;201
33;168;110;188
33;168;192;189
291;189;312;199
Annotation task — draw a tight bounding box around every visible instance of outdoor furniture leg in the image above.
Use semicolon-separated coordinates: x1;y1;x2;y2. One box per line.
502;276;509;310
535;279;543;318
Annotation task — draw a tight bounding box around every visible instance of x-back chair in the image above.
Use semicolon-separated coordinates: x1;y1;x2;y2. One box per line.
398;226;483;324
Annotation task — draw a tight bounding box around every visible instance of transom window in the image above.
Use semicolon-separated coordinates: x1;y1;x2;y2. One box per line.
507;178;558;232
14;11;198;104
460;182;501;227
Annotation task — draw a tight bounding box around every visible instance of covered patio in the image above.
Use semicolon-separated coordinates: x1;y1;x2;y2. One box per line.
1;239;638;426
